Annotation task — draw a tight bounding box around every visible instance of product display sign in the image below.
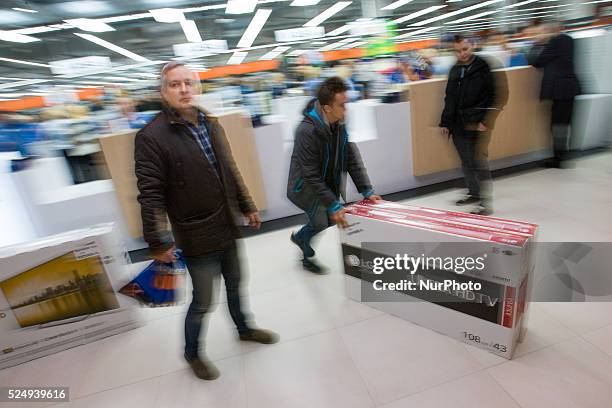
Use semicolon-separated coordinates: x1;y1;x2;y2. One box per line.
173;40;229;57
49;56;112;76
274;26;324;43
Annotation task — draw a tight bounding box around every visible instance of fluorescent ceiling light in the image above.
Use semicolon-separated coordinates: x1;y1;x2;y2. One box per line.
304;2;352;27
393;5;447;24
503;0;538;8
347;41;367;48
412;0;503;26
12;7;38;13
134;73;159;78
0;30;40;43
382;0;414;11
226;0;258;14
260;46;291;60
448;10;498;24
228;51;248;64
291;0;321;5
15;26;64;35
237;9;272;48
392;26;440;39
0;57;50;67
288;49;308;56
0;76;27;81
75;33;150;62
0;79;51;90
81;81;117;85
65;18;115;33
180;20;203;42
149;8;185;23
103;76;143;82
326;25;352;36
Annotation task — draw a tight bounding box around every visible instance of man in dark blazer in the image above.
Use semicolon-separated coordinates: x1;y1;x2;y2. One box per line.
529;23;581;168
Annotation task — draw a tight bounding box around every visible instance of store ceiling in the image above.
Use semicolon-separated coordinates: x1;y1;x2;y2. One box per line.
0;0;577;91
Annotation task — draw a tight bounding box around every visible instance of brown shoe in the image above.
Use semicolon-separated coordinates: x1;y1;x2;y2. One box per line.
239;328;279;344
185;355;220;380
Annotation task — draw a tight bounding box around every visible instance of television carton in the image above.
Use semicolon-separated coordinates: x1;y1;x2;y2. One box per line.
0;224;142;370
341;203;537;359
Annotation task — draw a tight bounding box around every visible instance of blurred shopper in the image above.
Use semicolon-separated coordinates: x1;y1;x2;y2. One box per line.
440;35;497;215
528;22;581;168
287;77;381;273
134;62;278;381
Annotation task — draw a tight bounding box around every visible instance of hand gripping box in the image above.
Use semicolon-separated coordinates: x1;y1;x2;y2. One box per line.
0;224;143;370
341;203;537;359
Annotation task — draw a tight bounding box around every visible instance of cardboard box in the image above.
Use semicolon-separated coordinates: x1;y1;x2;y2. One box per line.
0;224;143;370
341;203;537;359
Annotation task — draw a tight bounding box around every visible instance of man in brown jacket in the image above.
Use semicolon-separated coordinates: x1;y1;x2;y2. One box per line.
134;62;278;381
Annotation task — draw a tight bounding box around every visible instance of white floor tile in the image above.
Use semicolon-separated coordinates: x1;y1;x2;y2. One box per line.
487;337;612;408
512;303;579;357
338;314;483;405
68;377;160;408
74;314;185;397
380;371;521;408
243;330;375;408
536;302;612;334
582;324;612;356
154;356;247;408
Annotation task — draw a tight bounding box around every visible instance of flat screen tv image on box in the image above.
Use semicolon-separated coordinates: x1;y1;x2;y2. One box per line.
0;252;120;328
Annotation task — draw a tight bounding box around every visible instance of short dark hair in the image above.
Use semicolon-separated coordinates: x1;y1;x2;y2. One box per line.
317;77;348;106
453;34;466;43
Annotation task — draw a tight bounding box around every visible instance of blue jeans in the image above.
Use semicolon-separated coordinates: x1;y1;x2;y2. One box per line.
183;247;251;360
295;202;333;259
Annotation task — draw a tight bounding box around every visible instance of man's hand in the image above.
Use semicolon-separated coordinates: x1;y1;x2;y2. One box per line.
331;208;349;229
476;122;488;132
440;127;450;138
367;195;383;202
153;246;176;264
246;212;262;229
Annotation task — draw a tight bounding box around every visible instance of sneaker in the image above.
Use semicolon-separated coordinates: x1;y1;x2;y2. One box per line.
184;355;220;380
291;232;315;258
455;196;480;206
302;258;327;274
239;328;279;344
470;206;493;216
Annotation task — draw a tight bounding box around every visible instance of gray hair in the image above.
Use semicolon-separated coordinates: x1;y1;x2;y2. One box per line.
160;61;186;90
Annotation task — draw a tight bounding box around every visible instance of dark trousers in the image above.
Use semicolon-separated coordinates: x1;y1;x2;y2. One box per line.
551;99;574;163
295;202;333;259
183;247;251;360
451;126;492;206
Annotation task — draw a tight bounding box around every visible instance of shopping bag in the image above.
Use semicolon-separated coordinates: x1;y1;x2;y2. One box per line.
119;250;187;307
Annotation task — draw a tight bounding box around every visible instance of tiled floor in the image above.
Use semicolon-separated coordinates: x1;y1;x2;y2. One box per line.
2;152;612;408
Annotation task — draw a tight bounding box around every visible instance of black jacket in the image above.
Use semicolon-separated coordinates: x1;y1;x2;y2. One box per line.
287;99;373;215
134;107;256;257
528;34;581;101
440;55;496;130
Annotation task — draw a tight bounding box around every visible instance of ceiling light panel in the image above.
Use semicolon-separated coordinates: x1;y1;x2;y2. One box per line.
0;30;40;43
75;33;150;62
149;8;186;23
260;46;291;60
0;57;50;67
228;51;248;64
290;0;321;5
304;2;352;27
412;0;503;26
180;20;202;42
393;5;447;24
226;0;258;14
65;18;115;32
12;7;38;13
237;9;272;48
382;0;414;11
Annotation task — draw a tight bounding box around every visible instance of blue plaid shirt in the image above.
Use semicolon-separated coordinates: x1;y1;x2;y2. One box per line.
176;110;220;176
